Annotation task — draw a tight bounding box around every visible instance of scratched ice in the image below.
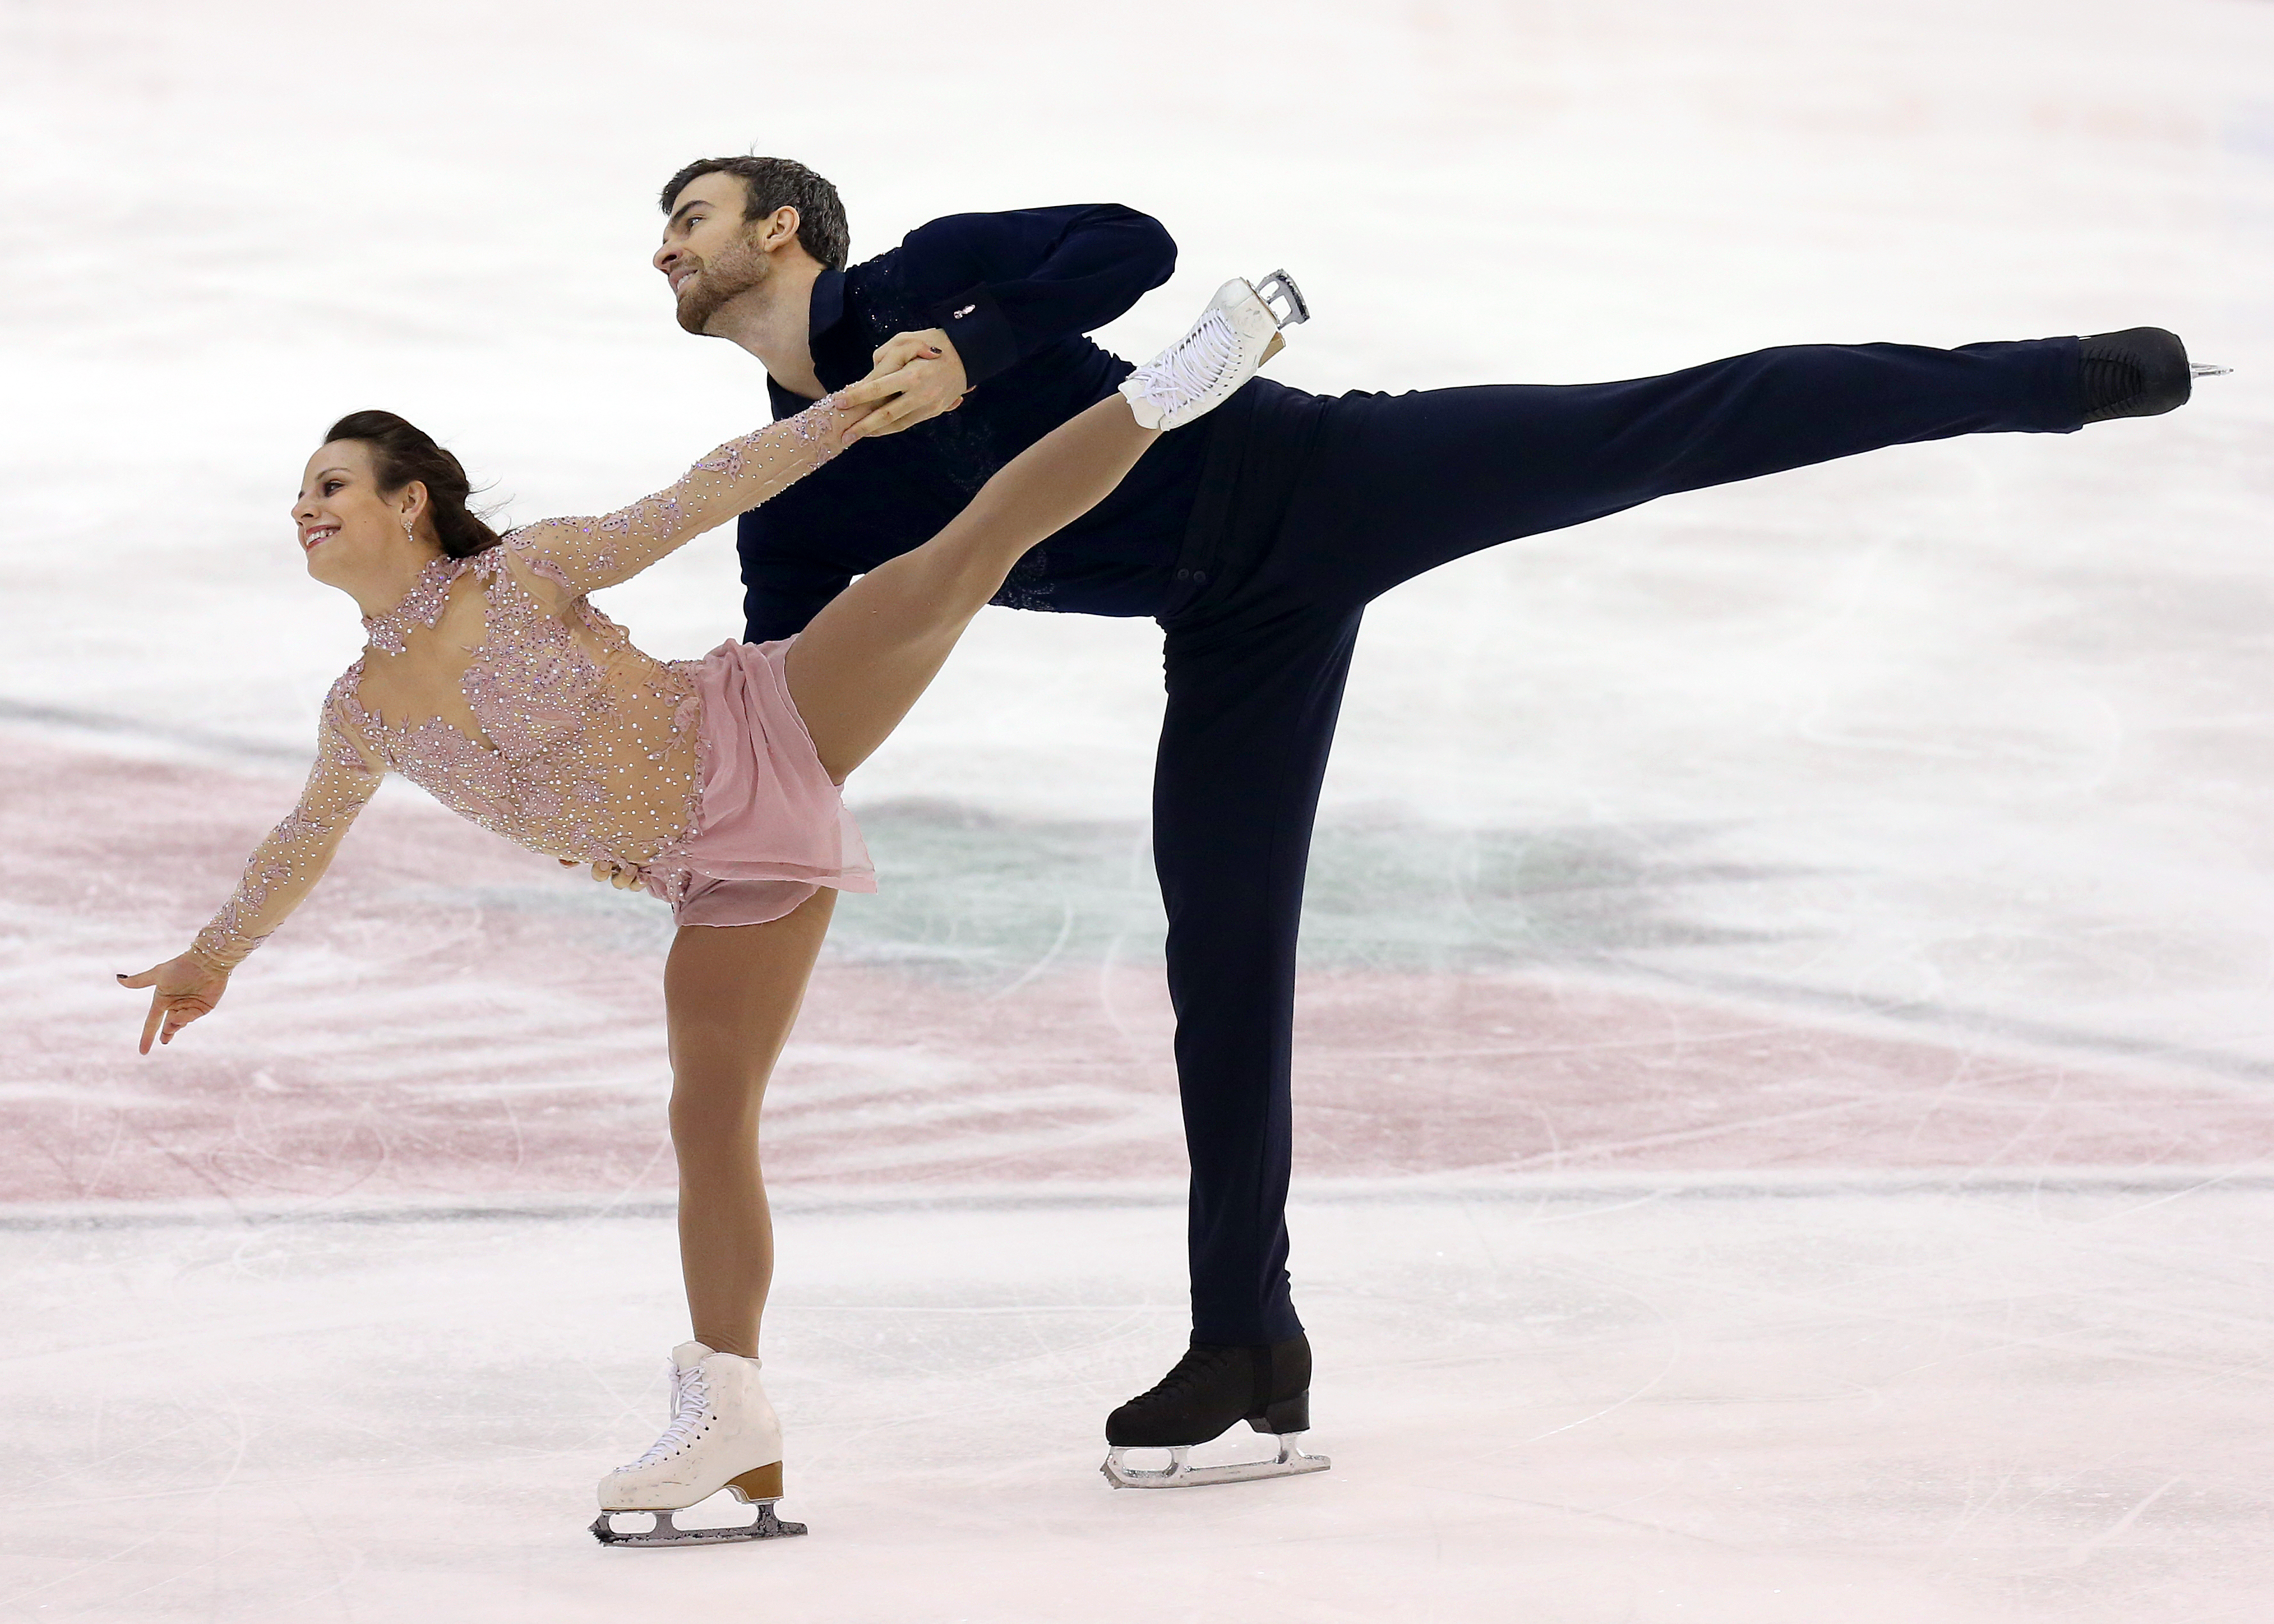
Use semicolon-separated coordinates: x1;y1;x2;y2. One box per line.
2;2;2271;1621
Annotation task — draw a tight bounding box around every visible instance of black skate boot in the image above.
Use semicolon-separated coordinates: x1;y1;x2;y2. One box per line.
1100;1335;1329;1488
2079;327;2227;423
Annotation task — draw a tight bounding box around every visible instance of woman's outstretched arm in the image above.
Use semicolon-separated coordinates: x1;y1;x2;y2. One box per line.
119;690;384;1052
501;381;893;601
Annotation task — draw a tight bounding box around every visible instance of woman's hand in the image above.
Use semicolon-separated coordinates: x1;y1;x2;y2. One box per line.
834;329;970;443
117;955;229;1054
558;856;647;891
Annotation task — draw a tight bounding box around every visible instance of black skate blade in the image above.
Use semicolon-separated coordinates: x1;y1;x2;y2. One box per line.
1100;1432;1331;1489
590;1500;808;1546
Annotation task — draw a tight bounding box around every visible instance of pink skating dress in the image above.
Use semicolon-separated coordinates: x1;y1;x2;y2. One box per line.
190;399;874;973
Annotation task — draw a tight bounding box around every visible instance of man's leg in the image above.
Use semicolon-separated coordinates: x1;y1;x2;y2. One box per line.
1106;336;2081;1432
1152;602;1365;1346
1273;337;2084;604
1148;344;2060;1332
1096;600;1359;1475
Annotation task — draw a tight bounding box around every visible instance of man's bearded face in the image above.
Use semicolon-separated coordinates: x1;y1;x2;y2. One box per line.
672;228;772;336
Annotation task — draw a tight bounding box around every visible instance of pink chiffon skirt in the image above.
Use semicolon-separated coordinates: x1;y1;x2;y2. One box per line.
642;639;875;927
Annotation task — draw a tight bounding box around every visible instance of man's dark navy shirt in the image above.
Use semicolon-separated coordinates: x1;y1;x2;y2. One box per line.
738;204;1216;641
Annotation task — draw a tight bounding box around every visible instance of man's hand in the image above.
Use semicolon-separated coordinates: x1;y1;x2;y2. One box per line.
560;856;647;891
847;329;970;438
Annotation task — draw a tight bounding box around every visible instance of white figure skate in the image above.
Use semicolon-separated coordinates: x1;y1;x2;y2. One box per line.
1119;270;1310;431
591;1341;805;1547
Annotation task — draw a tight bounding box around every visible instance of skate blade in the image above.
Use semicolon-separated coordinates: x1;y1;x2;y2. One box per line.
590;1499;807;1547
1255;269;1310;328
2192;362;2233;378
1100;1431;1331;1489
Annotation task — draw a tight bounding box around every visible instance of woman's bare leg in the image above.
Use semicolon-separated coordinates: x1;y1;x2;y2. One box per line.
788;396;1156;781
666;403;1148;1348
663;887;836;1356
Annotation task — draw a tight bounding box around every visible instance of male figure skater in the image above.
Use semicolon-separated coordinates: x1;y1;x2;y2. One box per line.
648;154;2210;1486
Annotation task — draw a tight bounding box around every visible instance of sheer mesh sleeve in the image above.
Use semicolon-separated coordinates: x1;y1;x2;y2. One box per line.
505;395;859;600
189;680;384;973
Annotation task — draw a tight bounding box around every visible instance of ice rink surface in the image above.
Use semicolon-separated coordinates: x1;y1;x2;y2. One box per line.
6;0;2274;1618
5;1186;2271;1623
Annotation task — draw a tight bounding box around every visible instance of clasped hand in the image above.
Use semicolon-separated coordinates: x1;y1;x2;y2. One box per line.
832;329;970;442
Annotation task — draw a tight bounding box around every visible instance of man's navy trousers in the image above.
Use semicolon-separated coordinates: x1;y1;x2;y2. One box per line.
728;206;2084;1346
1149;339;2081;1341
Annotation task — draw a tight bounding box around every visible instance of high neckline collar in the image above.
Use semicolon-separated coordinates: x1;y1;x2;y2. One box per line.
361;553;464;656
767;268;849;420
808;266;846;341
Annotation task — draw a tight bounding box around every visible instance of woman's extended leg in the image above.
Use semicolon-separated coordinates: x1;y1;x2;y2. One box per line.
663;887;837;1356
787;396;1156;781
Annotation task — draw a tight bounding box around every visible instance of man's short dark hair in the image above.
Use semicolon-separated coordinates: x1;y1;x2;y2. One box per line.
659;156;849;272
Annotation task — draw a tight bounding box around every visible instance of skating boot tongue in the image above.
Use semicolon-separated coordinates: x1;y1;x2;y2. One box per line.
666;1341;715;1419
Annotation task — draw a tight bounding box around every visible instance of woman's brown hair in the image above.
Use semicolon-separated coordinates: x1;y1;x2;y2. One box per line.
323;410;501;559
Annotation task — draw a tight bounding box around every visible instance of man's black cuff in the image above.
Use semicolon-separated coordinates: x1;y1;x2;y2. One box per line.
922;285;1021;386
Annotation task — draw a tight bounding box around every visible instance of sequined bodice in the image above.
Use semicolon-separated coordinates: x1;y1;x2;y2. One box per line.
338;546;704;867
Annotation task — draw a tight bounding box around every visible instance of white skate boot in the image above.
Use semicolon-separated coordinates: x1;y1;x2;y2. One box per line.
1119;270;1310;431
590;1341;805;1547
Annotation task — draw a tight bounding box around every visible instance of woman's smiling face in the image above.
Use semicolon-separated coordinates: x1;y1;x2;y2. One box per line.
292;440;424;591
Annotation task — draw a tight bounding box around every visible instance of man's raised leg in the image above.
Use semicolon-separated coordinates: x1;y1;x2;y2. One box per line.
1277;336;2092;604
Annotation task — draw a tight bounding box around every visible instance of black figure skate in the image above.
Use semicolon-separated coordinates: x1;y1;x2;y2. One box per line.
1100;1334;1329;1488
2080;327;2230;422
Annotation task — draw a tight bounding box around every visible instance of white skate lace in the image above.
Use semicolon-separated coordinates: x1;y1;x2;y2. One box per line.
624;1362;712;1470
1130;309;1241;416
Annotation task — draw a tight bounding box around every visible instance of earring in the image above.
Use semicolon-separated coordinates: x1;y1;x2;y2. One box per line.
403;514;416;540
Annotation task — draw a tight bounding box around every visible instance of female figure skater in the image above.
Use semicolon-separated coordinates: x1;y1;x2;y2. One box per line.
118;276;1301;1546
